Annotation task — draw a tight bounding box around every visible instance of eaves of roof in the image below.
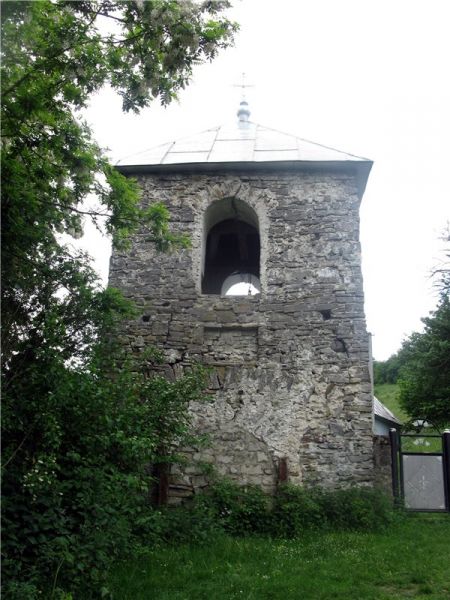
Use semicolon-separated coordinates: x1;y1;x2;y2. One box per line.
116;159;373;200
373;397;402;426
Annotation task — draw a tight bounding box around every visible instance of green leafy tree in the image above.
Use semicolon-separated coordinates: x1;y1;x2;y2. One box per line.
2;0;237;363
398;296;450;430
396;233;450;430
373;352;405;385
1;1;236;597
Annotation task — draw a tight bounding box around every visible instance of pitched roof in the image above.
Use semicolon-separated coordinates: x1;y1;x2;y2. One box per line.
116;118;373;198
117;121;370;167
374;397;402;425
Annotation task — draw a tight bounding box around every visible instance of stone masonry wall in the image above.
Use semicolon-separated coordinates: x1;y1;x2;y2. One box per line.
373;435;394;495
109;169;374;498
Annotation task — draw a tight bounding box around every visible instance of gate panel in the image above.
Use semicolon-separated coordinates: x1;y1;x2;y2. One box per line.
402;454;446;510
390;429;450;512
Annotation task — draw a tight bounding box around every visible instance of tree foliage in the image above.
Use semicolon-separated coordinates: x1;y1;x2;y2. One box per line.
398;297;450;430
373;352;405;385
1;1;236;596
396;232;450;430
2;340;210;598
431;226;450;298
374;234;450;430
2;0;237;364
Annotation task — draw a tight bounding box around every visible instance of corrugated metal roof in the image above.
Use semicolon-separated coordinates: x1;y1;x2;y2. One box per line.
374;397;402;425
116;121;370;167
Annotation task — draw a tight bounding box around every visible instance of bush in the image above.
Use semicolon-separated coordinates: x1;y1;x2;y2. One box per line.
194;480;272;536
271;484;397;537
1;346;209;599
161;480;398;541
157;502;221;546
271;485;323;537
313;487;397;531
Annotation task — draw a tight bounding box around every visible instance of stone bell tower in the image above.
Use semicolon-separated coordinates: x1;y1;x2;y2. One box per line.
110;99;374;498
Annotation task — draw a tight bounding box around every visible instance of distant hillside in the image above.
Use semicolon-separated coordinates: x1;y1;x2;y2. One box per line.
373;383;408;423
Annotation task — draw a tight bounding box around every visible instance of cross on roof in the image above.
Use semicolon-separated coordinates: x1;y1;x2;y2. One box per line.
233;72;254;100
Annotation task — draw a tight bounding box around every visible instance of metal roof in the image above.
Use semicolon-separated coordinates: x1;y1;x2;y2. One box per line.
374;397;402;425
116;104;373;198
117;120;370;167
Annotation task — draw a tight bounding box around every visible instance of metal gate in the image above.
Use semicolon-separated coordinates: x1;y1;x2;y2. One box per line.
390;429;450;512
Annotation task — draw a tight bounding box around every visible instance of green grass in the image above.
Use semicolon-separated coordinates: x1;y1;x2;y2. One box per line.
109;517;450;599
374;383;408;422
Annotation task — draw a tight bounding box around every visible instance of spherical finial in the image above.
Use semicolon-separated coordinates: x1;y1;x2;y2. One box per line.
233;73;253;127
237;99;250;123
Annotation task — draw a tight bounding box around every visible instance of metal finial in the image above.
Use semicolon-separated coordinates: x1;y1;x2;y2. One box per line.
237;100;250;124
233;72;254;125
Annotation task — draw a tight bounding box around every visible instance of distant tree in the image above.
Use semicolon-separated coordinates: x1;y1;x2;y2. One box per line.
431;226;450;298
398;297;450;430
397;230;450;430
375;231;450;429
373;354;403;385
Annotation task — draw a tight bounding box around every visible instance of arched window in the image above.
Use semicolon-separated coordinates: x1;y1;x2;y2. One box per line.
202;198;261;295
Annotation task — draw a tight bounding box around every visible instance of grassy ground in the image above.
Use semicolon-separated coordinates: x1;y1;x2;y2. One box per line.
374;383;408;422
109;516;450;599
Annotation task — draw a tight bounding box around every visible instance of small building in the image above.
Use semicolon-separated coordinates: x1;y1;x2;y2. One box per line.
373;396;402;436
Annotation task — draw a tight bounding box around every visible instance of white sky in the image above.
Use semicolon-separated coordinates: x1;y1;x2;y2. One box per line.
80;0;450;360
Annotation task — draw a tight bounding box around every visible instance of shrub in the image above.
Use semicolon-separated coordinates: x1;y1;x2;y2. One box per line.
271;485;323;537
1;346;209;598
157;502;221;545
195;480;272;536
156;480;397;541
271;484;397;537
313;486;397;531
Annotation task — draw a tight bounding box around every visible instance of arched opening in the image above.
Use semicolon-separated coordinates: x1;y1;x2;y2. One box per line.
202;198;261;295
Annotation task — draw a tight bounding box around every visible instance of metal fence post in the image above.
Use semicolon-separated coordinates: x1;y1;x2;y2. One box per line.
442;430;450;511
389;428;400;502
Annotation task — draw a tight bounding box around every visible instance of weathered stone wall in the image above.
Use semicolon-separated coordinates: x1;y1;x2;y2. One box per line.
109;169;374;497
373;435;393;494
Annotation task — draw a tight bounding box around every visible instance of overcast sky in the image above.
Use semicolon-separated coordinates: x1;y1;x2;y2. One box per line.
80;0;450;360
